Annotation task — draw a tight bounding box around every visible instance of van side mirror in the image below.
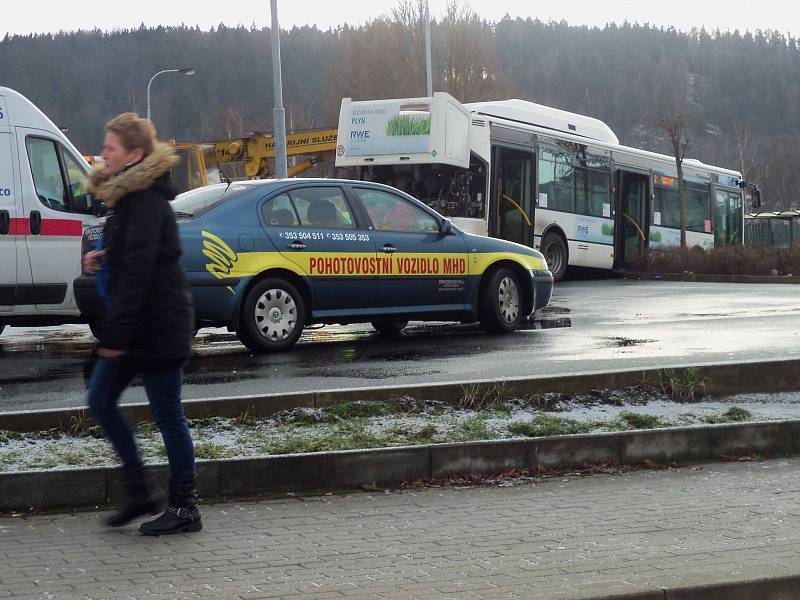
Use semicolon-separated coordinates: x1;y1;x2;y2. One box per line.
91;195;108;217
0;210;8;235
441;218;454;235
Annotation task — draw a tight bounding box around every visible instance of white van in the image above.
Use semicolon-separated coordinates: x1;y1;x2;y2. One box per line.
0;87;100;335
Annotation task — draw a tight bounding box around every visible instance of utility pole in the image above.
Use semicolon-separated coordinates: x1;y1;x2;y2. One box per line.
425;0;433;97
270;0;288;178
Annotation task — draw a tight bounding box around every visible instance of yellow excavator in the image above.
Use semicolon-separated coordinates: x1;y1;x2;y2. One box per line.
169;128;338;194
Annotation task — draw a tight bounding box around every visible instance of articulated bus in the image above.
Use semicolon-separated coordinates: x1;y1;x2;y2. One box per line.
334;92;761;280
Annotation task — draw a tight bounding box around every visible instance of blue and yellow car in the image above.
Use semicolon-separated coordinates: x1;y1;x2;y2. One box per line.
75;179;553;352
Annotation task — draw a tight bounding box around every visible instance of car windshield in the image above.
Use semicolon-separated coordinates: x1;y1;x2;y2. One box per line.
170;183;253;216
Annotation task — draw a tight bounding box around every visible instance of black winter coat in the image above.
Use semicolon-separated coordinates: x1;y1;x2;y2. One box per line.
98;171;194;362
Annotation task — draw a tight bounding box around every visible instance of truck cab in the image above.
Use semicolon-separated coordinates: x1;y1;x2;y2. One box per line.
0;87;100;334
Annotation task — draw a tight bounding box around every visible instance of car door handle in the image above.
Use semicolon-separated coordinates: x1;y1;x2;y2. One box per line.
382;244;396;254
288;241;306;250
29;210;41;235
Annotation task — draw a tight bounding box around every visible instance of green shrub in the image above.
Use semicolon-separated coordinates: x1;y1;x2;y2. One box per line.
451;416;497;441
704;406;753;424
614;411;666;430
326;401;393;420
638;246;800;276
508;415;592;437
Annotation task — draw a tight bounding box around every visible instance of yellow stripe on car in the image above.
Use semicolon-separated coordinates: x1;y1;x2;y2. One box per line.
210;250;545;279
470;251;547;273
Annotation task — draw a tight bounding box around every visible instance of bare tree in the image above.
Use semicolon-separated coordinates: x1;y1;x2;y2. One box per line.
437;1;508;102
391;0;429;96
733;122;756;179
660;111;689;246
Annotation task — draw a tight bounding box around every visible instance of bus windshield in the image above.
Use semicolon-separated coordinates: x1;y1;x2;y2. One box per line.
338;155;487;220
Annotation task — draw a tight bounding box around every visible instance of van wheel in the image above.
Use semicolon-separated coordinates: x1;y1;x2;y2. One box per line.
541;232;568;282
238;278;305;352
371;320;408;336
479;268;522;334
88;320;103;339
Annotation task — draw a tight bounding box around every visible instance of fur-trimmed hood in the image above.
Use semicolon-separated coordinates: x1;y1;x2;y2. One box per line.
88;142;179;207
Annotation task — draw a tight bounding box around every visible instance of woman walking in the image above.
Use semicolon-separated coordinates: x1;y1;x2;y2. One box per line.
83;113;200;535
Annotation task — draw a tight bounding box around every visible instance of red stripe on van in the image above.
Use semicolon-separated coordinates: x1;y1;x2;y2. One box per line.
8;217;83;237
9;217;29;235
40;219;83;237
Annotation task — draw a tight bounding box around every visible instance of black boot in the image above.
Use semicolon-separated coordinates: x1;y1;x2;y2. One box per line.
106;464;164;528
139;477;202;536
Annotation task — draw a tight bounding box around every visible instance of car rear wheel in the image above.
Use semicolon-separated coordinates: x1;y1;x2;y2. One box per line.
238;278;306;352
541;232;568;282
479;268;522;334
371;319;408;336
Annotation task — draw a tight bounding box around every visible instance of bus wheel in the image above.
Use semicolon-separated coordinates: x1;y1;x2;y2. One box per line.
238;278;306;352
479;268;522;334
542;232;568;282
371;319;408;336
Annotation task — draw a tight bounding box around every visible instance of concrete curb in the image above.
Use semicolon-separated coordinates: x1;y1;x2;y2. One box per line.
621;272;800;284
3;418;800;512
4;357;800;433
591;574;800;599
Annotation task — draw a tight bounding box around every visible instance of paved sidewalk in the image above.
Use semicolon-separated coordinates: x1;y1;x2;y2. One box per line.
2;458;800;599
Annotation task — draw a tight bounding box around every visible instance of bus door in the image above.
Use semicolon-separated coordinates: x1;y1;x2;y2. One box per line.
614;170;649;269
714;188;744;245
490;145;535;247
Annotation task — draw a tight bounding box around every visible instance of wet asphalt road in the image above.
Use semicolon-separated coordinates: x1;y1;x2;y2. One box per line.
1;279;799;412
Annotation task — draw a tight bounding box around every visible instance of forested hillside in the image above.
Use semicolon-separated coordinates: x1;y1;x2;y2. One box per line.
2;1;799;208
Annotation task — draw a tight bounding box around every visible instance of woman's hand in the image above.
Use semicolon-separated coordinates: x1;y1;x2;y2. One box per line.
82;249;106;274
96;348;125;358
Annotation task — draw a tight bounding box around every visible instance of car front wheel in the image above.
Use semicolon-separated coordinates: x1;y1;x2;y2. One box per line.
238;278;306;352
479;268;523;334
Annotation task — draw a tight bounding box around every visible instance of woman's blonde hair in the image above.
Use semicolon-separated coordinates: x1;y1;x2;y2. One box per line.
105;113;157;156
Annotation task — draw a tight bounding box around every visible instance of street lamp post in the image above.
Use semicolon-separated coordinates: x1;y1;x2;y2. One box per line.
270;0;288;179
146;67;195;123
425;0;432;97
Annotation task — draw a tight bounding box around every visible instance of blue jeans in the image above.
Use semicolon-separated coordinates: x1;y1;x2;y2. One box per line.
87;358;195;482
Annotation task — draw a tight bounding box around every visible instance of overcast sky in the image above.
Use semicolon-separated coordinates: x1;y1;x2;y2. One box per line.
3;1;799;38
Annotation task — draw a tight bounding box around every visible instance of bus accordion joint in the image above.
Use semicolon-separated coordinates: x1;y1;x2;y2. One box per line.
622;213;646;241
501;194;532;227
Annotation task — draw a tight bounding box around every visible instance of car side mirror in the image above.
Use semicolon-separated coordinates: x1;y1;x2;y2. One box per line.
441;218;454;235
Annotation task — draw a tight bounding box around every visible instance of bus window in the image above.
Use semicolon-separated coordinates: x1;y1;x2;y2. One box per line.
653;182;711;234
575;168;610;217
538;148;574;212
685;184;711;233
